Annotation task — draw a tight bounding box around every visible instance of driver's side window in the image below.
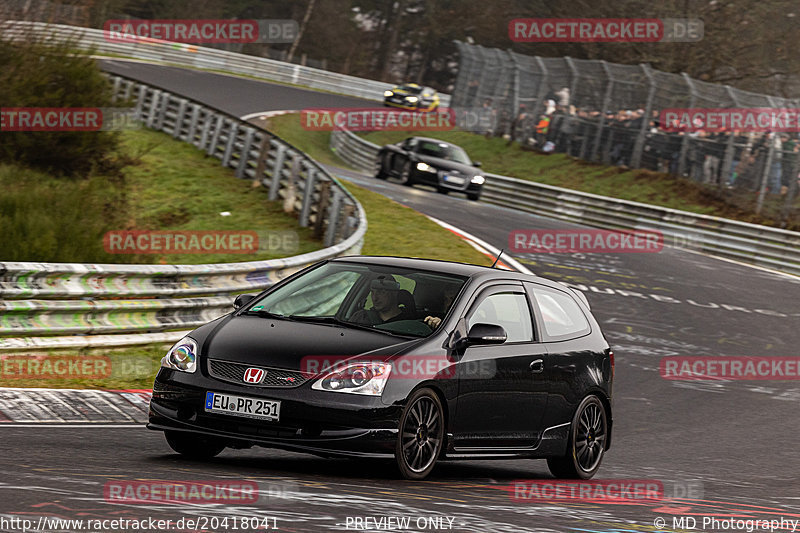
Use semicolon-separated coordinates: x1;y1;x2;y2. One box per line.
467;292;533;343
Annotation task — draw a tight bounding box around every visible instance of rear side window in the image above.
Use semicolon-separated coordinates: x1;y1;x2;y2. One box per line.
532;286;590;339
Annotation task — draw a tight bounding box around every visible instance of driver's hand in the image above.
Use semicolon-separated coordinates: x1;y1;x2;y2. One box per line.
423;316;441;328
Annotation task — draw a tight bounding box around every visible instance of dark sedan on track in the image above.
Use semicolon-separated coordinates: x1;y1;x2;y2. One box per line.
149;256;614;480
375;137;485;201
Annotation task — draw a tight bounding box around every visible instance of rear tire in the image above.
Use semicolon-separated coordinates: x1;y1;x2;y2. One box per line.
467;192;480;201
165;430;226;459
395;388;444;480
547;395;607;479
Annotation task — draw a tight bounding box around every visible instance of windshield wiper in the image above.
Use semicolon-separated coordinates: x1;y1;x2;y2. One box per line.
242;309;291;320
286;315;412;337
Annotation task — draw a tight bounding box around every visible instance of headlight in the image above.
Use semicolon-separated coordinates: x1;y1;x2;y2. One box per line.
416;162;436;173
471;175;485;185
405;96;419;102
384;90;394;97
161;337;198;373
311;362;391;396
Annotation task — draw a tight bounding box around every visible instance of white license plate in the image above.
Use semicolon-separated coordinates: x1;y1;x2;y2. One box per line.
205;391;280;421
443;174;465;184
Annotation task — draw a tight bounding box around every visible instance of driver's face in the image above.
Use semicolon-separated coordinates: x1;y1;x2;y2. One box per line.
371;288;396;312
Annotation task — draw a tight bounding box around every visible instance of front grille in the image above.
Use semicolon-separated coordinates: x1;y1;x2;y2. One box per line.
207;359;308;388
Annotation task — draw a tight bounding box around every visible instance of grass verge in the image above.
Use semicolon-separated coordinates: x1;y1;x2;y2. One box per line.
1;128;321;263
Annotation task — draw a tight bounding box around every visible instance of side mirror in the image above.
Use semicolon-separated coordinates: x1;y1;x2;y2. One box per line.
464;323;507;346
472;161;482;168
233;294;257;309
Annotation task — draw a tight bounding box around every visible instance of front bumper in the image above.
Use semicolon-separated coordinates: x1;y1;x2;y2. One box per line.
148;368;401;458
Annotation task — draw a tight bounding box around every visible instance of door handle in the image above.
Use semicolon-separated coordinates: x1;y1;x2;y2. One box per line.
530;359;544;373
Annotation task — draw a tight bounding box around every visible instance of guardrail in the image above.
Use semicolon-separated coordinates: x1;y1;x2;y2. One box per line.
330;128;800;276
0;21;451;106
0;74;367;350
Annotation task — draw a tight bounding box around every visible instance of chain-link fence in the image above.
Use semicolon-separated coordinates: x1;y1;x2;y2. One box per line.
452;41;800;227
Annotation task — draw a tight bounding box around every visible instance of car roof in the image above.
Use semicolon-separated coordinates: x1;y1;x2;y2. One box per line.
330;255;567;290
411;137;460;148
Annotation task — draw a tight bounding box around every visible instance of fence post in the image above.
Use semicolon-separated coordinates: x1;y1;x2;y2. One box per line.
146;89;160;129
678;73;697;177
284;154;301;213
565;57;579;104
630;64;656;168
529;56;550;131
221;122;239;168
590;61;613;162
720;85;740;187
756;136;775;215
187;105;200;147
507;50;520;117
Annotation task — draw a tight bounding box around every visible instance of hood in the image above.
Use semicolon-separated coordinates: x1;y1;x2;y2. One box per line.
417;155;480;175
200;316;417;370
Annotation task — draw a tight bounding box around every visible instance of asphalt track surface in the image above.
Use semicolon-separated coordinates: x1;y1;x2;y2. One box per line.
2;59;799;533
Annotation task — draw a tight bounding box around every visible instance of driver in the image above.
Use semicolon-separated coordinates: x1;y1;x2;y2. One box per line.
350;277;416;326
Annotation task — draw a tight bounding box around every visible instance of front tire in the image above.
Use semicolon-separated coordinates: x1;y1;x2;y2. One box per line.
395;388;444;480
400;160;414;186
165;430;226;459
467;191;480;201
374;154;387;179
547;395;607;479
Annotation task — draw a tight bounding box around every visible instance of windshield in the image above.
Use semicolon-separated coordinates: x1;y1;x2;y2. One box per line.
417;141;473;165
245;262;466;337
396;84;423;94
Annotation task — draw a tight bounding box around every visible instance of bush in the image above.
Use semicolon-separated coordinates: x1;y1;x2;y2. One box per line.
0;29;120;176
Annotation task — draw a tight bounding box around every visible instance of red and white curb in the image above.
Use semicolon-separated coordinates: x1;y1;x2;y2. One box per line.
425;216;534;275
0;388;151;424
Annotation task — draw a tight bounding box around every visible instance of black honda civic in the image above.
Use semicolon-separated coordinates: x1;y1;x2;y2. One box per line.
148;256;613;480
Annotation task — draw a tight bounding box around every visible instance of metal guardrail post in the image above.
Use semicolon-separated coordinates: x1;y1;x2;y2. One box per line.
508;50;520;115
253;134;272;186
173;98;187;139
146;89;160;128
222;122;239;167
299;167;317;227
630;64;656;168
314;180;332;238
236;127;255;178
187;105;200;146
324;190;343;247
208;115;225;156
269;144;288;200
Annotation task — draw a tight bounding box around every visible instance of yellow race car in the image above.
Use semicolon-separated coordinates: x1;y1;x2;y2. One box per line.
383;83;439;111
